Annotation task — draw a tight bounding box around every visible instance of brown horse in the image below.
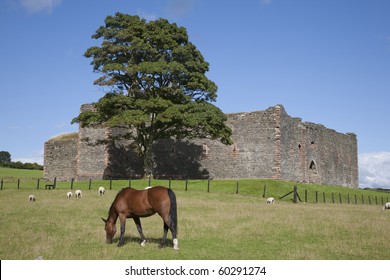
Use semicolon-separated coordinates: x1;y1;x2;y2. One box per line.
102;186;179;250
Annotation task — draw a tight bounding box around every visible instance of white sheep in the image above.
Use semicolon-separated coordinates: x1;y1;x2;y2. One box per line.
29;195;36;202
66;192;73;199
382;202;390;211
98;186;105;196
266;197;275;204
74;189;82;198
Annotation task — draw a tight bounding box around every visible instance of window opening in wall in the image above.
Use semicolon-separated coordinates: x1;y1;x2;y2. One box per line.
308;160;319;184
309;160;317;174
232;143;239;157
202;144;209;159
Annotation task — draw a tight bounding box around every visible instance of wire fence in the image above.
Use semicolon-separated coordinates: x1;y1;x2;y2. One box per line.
1;176;389;206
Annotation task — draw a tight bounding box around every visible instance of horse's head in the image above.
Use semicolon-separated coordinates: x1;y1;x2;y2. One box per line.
102;218;116;244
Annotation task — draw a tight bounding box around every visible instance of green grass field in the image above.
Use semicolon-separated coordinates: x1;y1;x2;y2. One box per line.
1;167;390;260
0;167;42;181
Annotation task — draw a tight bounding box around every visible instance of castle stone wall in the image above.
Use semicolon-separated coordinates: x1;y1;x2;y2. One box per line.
43;133;78;181
152;106;278;179
43;104;358;187
190;107;277;179
76;104;108;180
279;109;358;187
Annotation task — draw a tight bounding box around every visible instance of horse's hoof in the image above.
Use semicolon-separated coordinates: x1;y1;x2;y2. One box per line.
140;240;146;247
173;238;179;250
158;244;166;249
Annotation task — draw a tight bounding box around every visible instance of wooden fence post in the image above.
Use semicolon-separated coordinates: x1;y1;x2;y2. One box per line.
71;178;74;190
236;181;239;194
323;192;326;203
110;179;112;190
305;189;308;203
89;178;92;190
316;191;318;203
18;178;20;189
332;192;335;203
339;193;342;204
293;186;297;203
54;177;57;189
185;179;188;191
263;184;266;198
1;179;3;190
37;178;40;190
207;179;210;193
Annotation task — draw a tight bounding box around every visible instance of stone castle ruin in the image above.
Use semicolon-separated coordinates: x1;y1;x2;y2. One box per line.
44;104;358;188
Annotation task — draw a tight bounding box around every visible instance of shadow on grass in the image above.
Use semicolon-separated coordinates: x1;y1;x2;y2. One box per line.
111;236;174;248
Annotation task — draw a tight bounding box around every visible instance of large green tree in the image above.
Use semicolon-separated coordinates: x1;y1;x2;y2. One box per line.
0;151;11;163
72;13;232;176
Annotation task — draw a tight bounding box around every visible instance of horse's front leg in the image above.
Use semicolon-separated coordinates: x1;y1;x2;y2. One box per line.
117;215;126;247
133;217;147;247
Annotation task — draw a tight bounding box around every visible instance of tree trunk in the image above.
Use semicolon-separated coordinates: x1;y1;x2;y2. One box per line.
143;142;154;178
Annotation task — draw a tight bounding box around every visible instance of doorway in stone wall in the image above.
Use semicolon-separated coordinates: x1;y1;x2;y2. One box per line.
308;160;319;184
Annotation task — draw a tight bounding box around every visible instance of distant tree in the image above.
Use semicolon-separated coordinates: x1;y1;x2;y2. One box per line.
0;151;11;163
72;13;232;177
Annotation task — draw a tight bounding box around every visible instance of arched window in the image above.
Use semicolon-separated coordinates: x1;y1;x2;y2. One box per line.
309;160;319;184
309;160;317;174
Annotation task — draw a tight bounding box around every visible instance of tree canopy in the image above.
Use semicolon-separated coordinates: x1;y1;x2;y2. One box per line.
72;13;232;176
0;151;11;163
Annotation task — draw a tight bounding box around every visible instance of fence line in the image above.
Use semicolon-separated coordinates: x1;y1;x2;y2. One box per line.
1;177;389;206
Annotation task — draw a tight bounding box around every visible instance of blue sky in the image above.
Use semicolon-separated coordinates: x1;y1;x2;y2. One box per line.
1;0;390;188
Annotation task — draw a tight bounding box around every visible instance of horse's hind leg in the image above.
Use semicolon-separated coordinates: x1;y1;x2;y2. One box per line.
168;221;179;250
133;217;147;247
159;223;169;248
160;217;178;250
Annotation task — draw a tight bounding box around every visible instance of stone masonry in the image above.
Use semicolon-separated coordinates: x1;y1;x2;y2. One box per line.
44;104;358;187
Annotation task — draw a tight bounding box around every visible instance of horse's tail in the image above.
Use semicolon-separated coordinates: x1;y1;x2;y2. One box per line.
167;188;178;234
